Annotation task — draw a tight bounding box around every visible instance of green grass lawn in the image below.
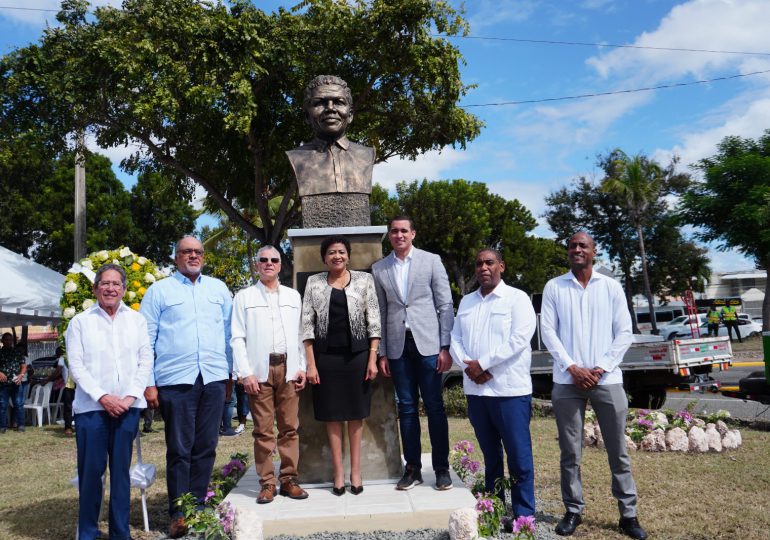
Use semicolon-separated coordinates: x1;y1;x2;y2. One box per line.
1;415;768;539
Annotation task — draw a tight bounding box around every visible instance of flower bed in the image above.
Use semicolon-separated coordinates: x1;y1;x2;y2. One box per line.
449;441;536;539
176;452;250;539
582;407;742;453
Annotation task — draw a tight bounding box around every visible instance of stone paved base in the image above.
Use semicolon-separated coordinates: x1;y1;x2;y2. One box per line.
225;454;476;537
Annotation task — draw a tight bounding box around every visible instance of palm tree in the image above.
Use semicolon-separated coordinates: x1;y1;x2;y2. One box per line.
601;151;665;335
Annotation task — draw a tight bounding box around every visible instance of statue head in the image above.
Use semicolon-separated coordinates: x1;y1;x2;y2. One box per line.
303;75;354;141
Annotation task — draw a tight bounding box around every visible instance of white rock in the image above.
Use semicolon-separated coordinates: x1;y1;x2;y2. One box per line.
688;426;708;453
448;507;479;540
704;424;722;452
624;434;637;452
233;506;263;540
722;429;742;450
594;423;605;449
650;411;668;426
693;418;706;428
583;422;596;447
640;428;666;452
715;420;729;436
665;427;689;452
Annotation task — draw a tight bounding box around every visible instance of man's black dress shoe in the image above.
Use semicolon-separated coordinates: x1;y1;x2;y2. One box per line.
555;512;582;536
619;517;649;539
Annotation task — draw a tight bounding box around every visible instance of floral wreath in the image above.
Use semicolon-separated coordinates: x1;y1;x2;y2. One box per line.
59;247;166;339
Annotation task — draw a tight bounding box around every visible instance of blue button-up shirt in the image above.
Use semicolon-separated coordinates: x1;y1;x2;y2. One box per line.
140;272;233;387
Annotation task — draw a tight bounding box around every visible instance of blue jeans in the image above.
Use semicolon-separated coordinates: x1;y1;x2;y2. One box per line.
0;383;26;429
158;374;225;516
75;408;140;540
388;338;449;471
467;394;535;517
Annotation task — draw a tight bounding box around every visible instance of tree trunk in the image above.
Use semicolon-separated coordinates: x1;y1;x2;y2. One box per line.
621;262;640;334
246;239;257;285
637;224;657;334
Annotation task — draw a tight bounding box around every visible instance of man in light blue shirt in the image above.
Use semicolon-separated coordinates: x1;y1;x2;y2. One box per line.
141;236;232;539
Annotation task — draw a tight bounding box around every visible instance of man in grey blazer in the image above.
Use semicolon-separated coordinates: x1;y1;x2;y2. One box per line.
372;215;454;490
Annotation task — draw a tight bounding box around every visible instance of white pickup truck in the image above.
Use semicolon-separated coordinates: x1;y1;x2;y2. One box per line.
444;333;733;409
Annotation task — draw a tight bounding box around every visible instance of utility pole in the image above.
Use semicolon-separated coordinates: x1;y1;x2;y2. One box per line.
74;132;86;261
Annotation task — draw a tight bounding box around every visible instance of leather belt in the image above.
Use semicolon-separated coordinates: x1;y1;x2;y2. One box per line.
269;353;287;366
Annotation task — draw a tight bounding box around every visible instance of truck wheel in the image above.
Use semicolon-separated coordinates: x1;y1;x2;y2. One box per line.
649;389;666;409
628;389;666;409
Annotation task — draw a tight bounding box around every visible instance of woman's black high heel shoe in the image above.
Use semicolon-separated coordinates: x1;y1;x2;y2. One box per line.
332;485;346;496
349;476;363;495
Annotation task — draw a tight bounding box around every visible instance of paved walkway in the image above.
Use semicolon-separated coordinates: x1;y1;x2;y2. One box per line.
225;454;476;536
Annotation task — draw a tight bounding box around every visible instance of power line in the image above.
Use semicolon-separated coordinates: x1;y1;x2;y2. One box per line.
0;5;58;12
461;69;770;107
435;34;770;57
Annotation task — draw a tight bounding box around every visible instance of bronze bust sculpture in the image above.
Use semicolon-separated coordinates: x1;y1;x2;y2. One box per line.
287;75;375;228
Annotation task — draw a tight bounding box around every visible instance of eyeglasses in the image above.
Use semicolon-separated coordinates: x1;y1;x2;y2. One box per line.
178;248;204;257
97;281;125;289
259;257;281;264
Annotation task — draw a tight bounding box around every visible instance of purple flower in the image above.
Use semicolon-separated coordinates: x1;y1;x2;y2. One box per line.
674;410;693;423
221;459;245;477
218;502;235;533
475;496;494;514
637;409;650;417
513;515;536;533
637;418;654;429
204;489;216;502
453;440;475;454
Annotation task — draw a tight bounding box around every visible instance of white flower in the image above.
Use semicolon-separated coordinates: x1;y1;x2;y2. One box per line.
112;259;119;264
97;250;109;261
119;247;132;258
64;280;78;293
82;299;95;310
127;291;136;300
63;307;76;319
80;258;93;269
154;270;164;279
144;273;156;284
137;256;147;265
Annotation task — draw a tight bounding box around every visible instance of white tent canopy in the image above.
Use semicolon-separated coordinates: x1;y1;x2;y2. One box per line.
0;244;65;328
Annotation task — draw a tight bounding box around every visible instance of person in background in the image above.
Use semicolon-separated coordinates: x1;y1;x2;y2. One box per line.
706;304;721;338
0;332;28;433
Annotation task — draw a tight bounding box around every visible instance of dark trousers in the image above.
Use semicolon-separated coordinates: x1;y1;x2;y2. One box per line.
0;383;25;429
62;387;75;429
724;320;742;342
75;408;140;540
388;337;449;471
235;383;249;425
467;394;536;517
707;323;720;337
158;374;226;516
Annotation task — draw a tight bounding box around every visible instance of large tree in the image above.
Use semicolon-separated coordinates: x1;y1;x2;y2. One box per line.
374;179;566;301
679;130;770;329
1;0;482;257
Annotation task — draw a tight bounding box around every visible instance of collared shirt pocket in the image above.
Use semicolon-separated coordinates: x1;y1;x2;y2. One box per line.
208;295;225;323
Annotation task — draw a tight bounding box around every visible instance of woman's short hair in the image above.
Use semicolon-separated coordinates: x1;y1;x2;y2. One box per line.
320;235;352;261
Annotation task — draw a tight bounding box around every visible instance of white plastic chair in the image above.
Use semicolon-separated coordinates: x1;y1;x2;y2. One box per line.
49;387;64;423
23;381;53;426
72;427;156;538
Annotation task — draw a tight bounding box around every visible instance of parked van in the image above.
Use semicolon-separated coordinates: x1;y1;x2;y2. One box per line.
634;306;686;334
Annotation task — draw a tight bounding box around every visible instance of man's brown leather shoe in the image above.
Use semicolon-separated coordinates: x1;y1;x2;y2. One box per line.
279;479;309;500
168;516;188;539
257;483;277;504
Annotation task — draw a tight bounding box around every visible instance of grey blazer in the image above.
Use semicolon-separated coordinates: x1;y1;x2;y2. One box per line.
371;248;454;359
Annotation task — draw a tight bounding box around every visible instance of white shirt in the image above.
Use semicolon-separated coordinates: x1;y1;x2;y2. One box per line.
540;270;633;386
65;302;154;414
231;282;306;382
265;284;288;354
450;281;536;397
392;248;413;329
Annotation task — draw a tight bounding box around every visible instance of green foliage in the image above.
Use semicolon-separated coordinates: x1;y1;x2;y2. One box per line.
1;0;482;248
442;384;468;418
375;179;566;299
0;149;195;272
200;224;257;293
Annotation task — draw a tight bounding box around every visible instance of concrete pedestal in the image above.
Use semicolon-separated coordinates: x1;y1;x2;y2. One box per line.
288;225;403;484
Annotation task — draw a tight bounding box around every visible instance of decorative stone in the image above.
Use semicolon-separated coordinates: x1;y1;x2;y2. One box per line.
233;506;264;540
650;411;668;426
301;193;371;227
624;434;637;451
583;422;596;447
594;423;605;449
705;424;723;452
665;427;689;452
715;420;729;436
693;418;706;428
448;507;479;540
688;426;708;453
722;429;742;450
640;428;666;452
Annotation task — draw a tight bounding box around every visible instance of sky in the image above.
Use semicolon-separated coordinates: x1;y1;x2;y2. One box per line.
2;0;770;273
